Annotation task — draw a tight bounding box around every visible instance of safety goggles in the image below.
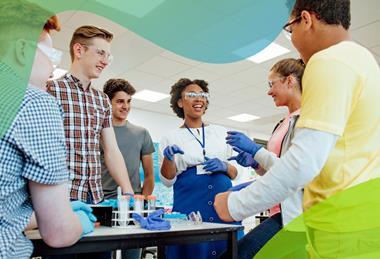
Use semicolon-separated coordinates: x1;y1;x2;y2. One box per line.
183;91;210;100
80;43;114;64
37;43;63;67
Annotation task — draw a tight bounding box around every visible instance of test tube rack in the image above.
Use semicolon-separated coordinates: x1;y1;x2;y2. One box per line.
111;209;156;228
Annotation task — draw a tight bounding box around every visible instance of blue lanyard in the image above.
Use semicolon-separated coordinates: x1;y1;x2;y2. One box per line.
184;122;206;158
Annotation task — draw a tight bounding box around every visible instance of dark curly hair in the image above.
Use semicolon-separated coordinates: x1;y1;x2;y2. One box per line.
103;78;136;101
170;78;209;119
287;0;351;30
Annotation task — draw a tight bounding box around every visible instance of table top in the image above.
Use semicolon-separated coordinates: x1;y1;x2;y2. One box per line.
26;222;243;241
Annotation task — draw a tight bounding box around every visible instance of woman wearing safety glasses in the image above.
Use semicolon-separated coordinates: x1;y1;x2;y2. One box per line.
220;58;306;259
159;78;241;259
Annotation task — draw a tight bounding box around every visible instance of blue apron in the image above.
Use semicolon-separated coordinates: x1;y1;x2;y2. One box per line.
166;166;242;259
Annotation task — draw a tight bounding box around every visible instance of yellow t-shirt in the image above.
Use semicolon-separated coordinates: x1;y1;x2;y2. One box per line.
296;41;380;231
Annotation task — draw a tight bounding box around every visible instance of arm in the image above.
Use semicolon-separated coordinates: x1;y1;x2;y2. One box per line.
160;156;177;180
101;127;133;194
215;128;338;221
141;154;154;195
29;181;82;247
254;148;279;175
226;163;238;179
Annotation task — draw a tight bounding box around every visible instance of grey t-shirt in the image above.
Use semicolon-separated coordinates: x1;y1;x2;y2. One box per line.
101;121;155;198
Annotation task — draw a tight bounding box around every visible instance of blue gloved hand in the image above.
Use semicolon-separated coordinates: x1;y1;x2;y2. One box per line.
98;199;118;209
70;200;97;222
228;147;259;169
228;180;255;192
71;200;93;213
202;157;228;173
163;145;184;161
75;210;96;236
132;209;171;230
226;131;262;156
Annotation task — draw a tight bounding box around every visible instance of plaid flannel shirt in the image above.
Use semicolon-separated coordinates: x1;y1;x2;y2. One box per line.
47;73;112;203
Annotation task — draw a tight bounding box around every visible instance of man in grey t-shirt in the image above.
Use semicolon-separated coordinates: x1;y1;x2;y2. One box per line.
101;78;155;198
101;78;155;259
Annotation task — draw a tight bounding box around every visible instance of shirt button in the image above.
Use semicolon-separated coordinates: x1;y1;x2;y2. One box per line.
209;217;214;222
212;251;217;256
208;201;213;206
208;185;213;189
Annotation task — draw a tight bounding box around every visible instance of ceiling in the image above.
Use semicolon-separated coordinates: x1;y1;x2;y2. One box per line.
51;0;380;136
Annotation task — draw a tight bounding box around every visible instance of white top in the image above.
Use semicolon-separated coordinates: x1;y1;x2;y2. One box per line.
228;128;338;223
159;124;235;187
254;148;303;226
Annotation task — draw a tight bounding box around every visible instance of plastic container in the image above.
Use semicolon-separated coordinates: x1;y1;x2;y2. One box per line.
133;194;144;215
118;195;130;227
146;195;156;211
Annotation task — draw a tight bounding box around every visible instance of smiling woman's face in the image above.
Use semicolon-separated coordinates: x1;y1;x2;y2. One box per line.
178;83;208;120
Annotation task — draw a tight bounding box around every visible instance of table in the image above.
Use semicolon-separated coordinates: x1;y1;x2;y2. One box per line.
26;222;243;258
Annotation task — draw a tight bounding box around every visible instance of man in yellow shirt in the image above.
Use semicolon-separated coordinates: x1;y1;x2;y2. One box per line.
214;0;380;257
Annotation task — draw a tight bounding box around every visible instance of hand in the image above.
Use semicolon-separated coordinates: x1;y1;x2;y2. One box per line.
71;201;97;222
226;131;262;156
71;200;93;214
203;157;227;173
75;210;96;236
228;147;259;169
214;192;234;222
98;199;118;209
163;145;184;161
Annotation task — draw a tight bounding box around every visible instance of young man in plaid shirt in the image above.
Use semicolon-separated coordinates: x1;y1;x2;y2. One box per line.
47;26;134;205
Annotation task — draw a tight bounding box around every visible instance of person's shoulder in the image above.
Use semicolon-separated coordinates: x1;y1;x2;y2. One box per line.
92;87;110;100
24;87;60;108
310;41;375;66
208;124;227;133
129;122;152;134
18;87;62;120
160;128;182;142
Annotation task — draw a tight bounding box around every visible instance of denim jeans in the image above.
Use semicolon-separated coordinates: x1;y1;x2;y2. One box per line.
219;213;282;259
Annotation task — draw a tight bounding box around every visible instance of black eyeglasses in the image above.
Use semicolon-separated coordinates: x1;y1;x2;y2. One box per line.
282;15;302;34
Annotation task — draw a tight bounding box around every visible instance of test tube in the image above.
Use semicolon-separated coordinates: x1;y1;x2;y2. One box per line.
118;195;130;227
133;195;144;215
146;195;156;211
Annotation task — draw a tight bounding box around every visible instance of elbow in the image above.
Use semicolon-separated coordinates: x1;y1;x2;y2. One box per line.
42;232;79;248
41;222;81;248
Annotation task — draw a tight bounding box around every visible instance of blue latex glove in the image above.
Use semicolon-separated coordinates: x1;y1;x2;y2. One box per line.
71;201;97;222
163;145;184;161
71;200;93;213
132;209;171;230
228;180;255;192
75;210;96;236
98;199;118;209
228;147;259;169
226;131;262;156
202;157;227;173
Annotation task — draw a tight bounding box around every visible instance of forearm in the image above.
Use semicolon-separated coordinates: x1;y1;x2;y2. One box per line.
29;182;83;247
160;158;177;180
228;128;338;221
105;150;133;194
254;148;279;172
142;176;154;196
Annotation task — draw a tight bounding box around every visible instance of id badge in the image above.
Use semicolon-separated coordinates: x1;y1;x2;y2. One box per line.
196;164;210;175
